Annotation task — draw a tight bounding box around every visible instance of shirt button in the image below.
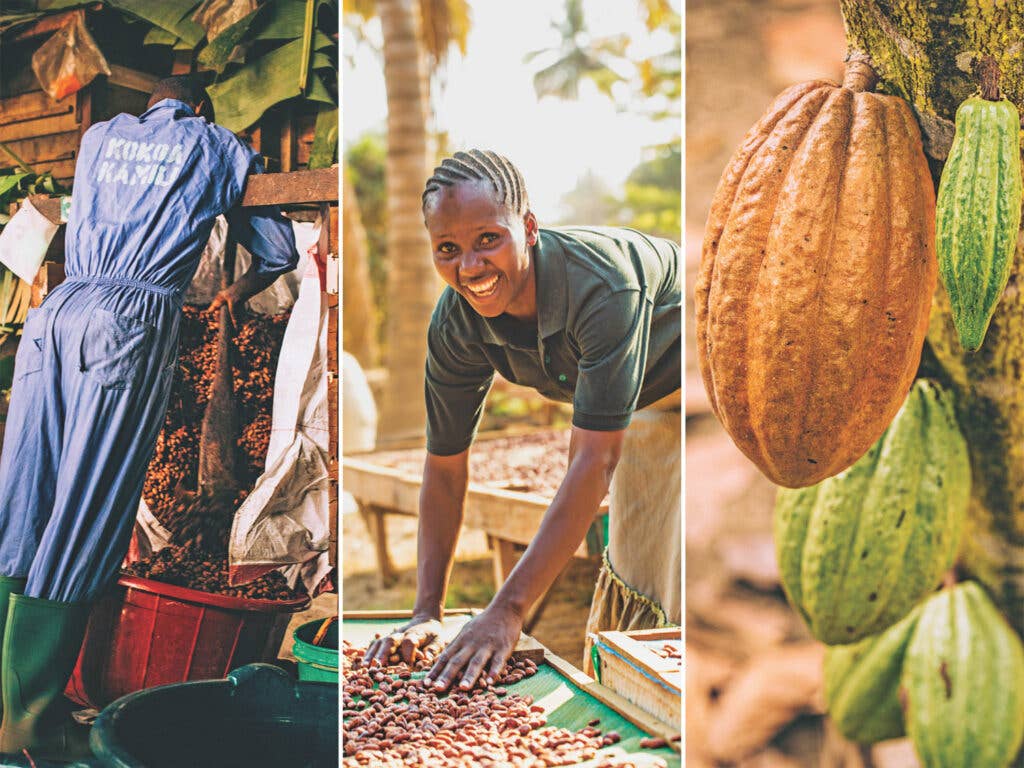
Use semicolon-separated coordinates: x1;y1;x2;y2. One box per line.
558;373;567;382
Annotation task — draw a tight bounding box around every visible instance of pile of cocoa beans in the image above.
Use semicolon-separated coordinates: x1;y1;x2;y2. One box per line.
142;307;289;546
375;430;575;498
123;541;300;600
342;641;668;767
131;307;290;594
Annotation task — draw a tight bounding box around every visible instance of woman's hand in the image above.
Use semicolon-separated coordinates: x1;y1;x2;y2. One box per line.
362;615;443;667
424;602;523;691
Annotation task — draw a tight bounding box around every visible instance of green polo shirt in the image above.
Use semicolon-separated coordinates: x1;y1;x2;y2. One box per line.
425;226;681;456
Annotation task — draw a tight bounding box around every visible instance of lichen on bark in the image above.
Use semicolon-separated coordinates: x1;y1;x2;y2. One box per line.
841;1;1024;638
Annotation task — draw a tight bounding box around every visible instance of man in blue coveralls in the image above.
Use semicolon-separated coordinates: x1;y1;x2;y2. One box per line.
0;76;299;758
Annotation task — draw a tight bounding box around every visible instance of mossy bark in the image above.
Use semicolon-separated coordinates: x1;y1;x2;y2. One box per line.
840;2;1024;636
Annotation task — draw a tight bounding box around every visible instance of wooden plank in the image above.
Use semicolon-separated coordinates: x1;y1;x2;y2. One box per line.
0;132;78;166
594;629;681;731
107;65;159;95
27;168;340;226
327;492;337;569
0;112;79;143
242;168;338;206
344;456;594;556
279;104;295;173
488;535;520;587
6;160;77;186
360;504;398;586
599;630;681;688
0;90;76;127
543;650;681;748
344;609;476;620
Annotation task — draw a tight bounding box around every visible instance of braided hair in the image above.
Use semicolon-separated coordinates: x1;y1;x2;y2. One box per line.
422;149;530;216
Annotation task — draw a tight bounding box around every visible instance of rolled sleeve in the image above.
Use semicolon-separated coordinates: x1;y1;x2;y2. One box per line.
425;322;494;456
223;150;299;277
225;206;300;277
571;289;651;432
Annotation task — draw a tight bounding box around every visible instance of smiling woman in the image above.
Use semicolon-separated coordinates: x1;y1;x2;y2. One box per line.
424;152;537;321
363;148;682;694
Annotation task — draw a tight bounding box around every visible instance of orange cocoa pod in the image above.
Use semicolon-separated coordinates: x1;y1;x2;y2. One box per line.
695;56;936;488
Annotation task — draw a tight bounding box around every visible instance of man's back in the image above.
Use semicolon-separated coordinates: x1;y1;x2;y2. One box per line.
65;98;256;292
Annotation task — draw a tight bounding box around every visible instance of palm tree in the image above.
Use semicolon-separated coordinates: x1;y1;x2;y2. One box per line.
525;0;629;101
526;0;679;124
344;0;468;442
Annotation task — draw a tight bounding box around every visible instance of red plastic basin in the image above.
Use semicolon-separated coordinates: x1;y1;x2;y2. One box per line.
66;575;310;709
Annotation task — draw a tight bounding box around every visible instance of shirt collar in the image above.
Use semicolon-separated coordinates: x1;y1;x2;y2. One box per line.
473;228;568;346
139;98;198;121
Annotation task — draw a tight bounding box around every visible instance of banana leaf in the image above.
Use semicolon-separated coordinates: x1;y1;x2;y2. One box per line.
142;25;179;46
0;355;14;395
105;0;205;47
0;174;29;200
252;0;306;40
36;0;91;9
197;5;261;71
0;12;43;32
207;37;334;131
308;106;337;169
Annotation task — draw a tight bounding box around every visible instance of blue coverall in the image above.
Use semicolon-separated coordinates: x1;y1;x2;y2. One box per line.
0;99;298;603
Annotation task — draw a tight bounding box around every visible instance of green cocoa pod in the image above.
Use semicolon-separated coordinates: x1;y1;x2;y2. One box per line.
902;582;1024;768
825;603;921;743
936;93;1022;352
775;379;969;645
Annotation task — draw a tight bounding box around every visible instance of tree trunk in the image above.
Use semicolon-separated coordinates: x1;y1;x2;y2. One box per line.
840;3;1024;635
377;0;438;443
342;172;380;368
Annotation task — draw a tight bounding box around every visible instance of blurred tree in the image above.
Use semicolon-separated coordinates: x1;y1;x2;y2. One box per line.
526;0;679;124
557;144;680;241
343;0;470;441
344;131;387;348
557;170;619;226
343;172;379;367
619;143;680;239
525;0;628;101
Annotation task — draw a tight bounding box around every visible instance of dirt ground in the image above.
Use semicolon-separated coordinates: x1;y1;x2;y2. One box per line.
686;1;920;766
340;502;600;668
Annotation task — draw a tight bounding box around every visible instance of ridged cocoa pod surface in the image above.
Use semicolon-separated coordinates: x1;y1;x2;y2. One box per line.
696;58;937;488
901;582;1024;768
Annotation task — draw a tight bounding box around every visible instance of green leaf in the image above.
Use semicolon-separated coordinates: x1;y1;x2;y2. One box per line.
0;12;43;33
252;0;307;40
143;26;179;46
36;0;90;10
197;5;261;72
207;37;307;132
105;0;205;47
0;174;29;200
308;106;337;169
0;356;14;394
306;68;336;104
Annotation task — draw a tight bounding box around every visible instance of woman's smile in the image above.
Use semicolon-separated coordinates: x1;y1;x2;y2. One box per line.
462;272;501;300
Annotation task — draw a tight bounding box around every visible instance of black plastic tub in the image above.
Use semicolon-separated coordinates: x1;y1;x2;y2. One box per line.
89;664;336;768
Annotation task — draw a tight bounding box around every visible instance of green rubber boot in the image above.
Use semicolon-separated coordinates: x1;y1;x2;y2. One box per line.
0;594;92;760
0;577;26;643
0;576;26;722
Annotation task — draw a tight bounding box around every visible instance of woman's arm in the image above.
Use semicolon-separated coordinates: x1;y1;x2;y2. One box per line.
425;426;624;690
363;449;470;665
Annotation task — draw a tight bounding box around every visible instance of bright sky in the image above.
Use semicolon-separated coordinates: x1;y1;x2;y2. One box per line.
342;0;680;220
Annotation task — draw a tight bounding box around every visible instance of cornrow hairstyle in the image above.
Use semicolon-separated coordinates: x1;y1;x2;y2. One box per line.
422;149;530;216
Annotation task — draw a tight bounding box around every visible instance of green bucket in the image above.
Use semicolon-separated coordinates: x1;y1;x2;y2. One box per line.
293;619;338;683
